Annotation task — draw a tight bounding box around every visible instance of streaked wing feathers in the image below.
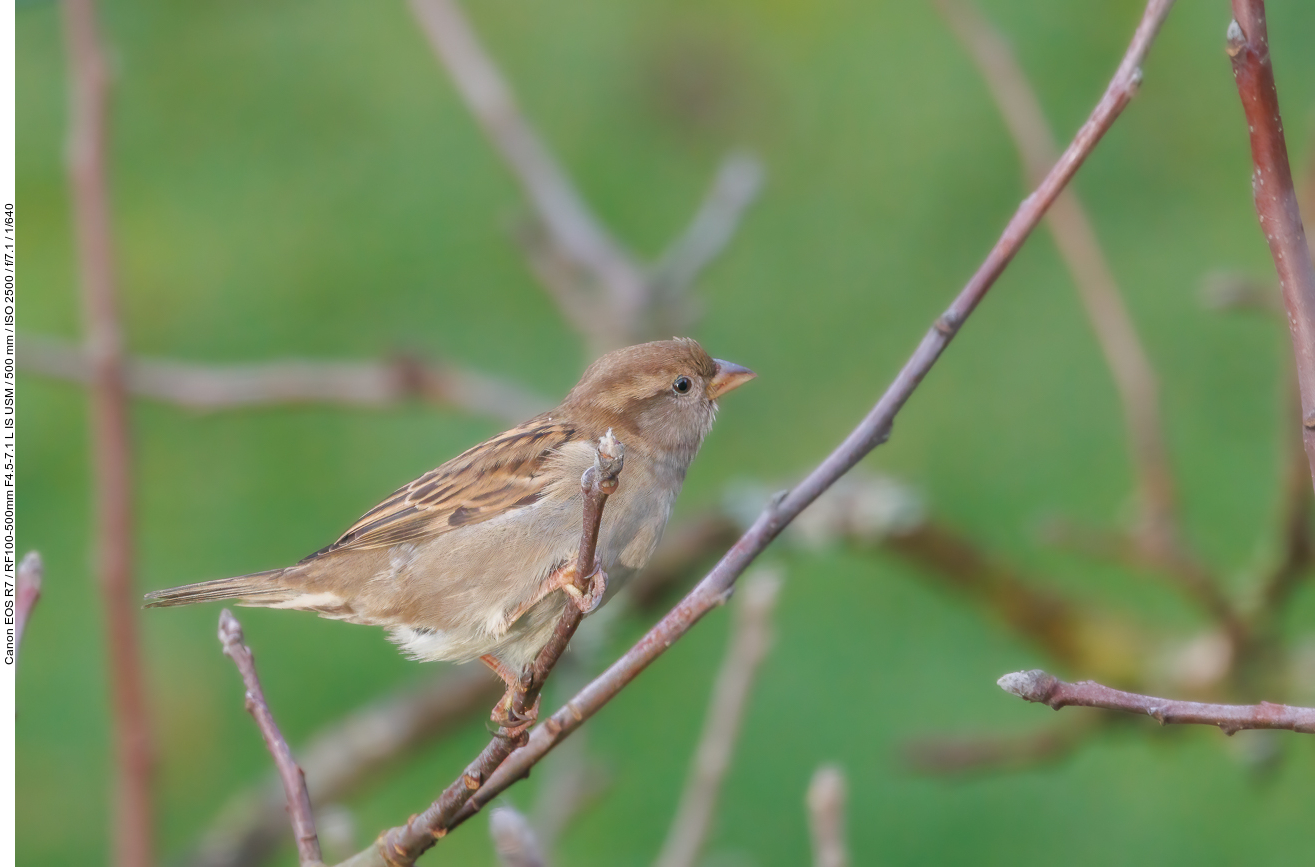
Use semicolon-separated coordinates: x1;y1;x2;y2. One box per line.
311;419;576;556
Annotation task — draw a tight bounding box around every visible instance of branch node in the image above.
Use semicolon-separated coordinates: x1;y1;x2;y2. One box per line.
1226;19;1245;57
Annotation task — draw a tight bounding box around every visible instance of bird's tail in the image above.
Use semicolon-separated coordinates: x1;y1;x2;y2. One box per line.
143;569;295;609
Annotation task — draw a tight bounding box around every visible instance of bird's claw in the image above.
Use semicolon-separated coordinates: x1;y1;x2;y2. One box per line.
491;692;540;739
563;567;608;614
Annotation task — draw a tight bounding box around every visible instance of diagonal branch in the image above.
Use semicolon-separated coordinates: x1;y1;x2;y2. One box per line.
60;1;155;864
218;610;323;867
341;432;625;867
1227;1;1315;494
654;569;781;867
19;335;549;424
998;669;1315;734
426;0;1177;836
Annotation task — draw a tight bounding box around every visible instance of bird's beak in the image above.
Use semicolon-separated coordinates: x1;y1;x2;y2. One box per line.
707;359;756;400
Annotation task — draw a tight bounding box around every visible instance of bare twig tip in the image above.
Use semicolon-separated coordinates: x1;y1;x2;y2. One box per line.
218;608;243;648
997;669;1057;702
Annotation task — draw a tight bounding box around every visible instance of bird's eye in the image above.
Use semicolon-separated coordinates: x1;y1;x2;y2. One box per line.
672;376;692;395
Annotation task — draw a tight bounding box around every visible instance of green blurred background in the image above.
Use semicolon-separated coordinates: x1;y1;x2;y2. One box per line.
17;0;1315;863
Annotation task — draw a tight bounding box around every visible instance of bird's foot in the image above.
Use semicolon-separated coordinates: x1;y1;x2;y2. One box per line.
562;566;608;614
490;691;540;740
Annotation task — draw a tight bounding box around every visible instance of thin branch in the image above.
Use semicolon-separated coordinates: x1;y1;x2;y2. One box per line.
19;335;549;424
187;667;498;867
935;0;1245;641
489;807;548;867
805;766;848;867
14;551;43;664
654;569;782;867
1227;2;1315;494
998;669;1315;733
342;433;625;867
432;0;1176;835
218;610;323;867
408;0;646;342
60;1;154;864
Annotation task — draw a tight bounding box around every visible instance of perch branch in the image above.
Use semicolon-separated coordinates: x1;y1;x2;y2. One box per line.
14;551;43;663
998;669;1315;734
654;569;782;867
218;611;323;867
186;667;498;867
60;1;155;864
344;432;624;867
19;335;549;424
805;766;849;867
1227;1;1315;494
428;0;1176;836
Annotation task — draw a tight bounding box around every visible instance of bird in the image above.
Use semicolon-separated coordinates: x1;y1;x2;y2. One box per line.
145;338;754;716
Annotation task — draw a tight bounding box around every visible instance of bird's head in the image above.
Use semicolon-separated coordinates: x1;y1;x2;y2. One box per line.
561;338;755;458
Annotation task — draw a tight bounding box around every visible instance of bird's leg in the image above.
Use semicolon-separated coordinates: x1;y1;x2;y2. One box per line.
480;654;540;735
499;558;594;633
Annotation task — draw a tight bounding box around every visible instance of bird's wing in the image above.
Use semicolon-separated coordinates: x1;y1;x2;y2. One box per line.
307;418;578;557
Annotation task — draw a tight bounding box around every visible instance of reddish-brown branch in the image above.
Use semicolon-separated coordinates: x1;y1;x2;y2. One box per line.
423;0;1177;834
14;551;44;663
342;433;625;867
60;1;154;864
1227;1;1315;494
218;611;323;867
19;335;549;424
654;569;781;867
999;669;1315;734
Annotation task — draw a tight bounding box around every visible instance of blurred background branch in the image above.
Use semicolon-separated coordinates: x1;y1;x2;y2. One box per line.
409;0;761;352
18;335;549;424
654;569;781;867
60;0;155;864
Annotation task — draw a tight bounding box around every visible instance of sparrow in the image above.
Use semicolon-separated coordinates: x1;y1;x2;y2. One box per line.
145;338;755;694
